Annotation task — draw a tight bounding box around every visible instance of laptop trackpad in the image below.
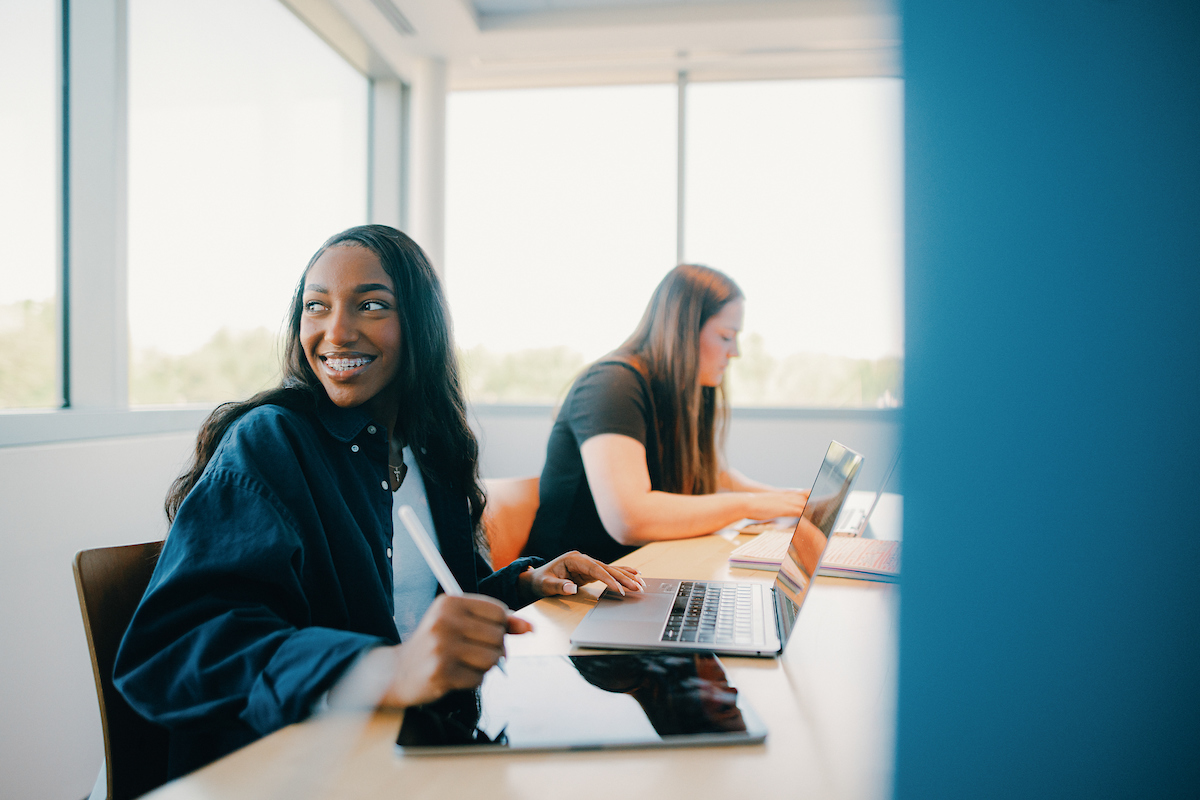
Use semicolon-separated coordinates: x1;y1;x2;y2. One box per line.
571;582;677;647
594;588;673;622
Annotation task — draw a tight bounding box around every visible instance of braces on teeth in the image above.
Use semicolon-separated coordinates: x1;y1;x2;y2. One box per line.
325;357;371;371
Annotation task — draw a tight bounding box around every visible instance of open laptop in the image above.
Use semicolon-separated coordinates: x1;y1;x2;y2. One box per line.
831;447;901;538
571;441;864;657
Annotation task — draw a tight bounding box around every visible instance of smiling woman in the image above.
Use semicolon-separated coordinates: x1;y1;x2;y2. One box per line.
300;246;404;418
111;225;644;779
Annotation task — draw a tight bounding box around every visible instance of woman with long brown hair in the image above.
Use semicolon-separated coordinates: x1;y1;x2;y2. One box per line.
113;225;642;778
524;264;809;564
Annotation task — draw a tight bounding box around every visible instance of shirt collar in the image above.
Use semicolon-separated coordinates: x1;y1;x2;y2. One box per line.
313;392;381;443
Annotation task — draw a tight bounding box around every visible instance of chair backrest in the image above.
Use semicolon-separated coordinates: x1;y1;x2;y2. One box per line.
482;476;540;570
74;542;170;800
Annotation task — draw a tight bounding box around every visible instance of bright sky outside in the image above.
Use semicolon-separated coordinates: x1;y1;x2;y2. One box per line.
445;84;678;362
2;0;903;365
686;78;904;361
0;0;56;307
446;78;904;362
125;0;367;356
0;0;367;356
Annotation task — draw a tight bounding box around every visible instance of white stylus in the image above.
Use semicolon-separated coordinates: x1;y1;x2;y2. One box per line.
397;505;463;595
396;504;507;674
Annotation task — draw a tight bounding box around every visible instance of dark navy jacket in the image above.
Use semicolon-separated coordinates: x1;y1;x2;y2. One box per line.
113;393;539;777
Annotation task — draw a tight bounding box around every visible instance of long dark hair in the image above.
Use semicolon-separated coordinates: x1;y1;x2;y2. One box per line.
165;225;487;544
614;264;743;496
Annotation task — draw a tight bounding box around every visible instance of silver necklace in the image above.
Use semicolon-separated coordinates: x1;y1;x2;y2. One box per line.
390;461;408;489
388;435;408;490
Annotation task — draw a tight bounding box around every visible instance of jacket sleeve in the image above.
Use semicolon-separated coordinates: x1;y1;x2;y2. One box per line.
423;467;545;611
478;555;545;610
113;467;388;739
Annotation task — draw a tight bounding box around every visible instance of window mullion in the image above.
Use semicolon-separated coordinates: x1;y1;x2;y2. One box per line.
65;0;129;410
369;78;407;231
676;69;688;266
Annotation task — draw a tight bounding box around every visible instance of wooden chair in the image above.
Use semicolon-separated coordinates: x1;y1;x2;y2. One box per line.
74;542;170;800
482;476;540;569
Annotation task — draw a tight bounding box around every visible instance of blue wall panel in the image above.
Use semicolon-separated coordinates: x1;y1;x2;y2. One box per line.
898;2;1200;797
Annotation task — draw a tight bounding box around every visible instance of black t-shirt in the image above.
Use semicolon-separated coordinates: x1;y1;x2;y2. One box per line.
524;361;663;564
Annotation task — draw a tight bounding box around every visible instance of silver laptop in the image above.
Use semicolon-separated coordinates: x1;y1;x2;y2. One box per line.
571;441;864;657
831;446;901;538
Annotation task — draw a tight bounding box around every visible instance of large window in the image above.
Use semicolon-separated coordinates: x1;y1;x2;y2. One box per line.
687;79;904;408
444;77;904;408
0;0;58;409
445;84;677;403
127;0;368;405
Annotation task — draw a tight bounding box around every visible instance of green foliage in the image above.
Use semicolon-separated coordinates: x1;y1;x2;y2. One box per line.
0;300;58;409
129;327;281;405
727;332;777;402
458;345;586;404
457;335;902;408
726;333;904;408
0;302;902;410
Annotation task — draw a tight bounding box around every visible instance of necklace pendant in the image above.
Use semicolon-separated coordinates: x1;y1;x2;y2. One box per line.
390;462;408;490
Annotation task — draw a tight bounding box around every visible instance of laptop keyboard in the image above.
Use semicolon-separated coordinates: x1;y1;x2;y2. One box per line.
661;581;757;645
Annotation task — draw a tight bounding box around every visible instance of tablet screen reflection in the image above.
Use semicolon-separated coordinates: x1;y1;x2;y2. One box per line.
395;652;750;751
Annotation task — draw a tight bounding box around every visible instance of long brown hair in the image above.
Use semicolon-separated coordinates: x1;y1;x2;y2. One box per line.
614;264;743;495
165;225;487;545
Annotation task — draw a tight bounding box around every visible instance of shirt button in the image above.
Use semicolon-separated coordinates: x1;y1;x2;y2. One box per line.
381;481;389;490
351;444;359;452
367;425;377;434
386;548;393;558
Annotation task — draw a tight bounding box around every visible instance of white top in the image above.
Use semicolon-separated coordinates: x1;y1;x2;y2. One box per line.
390;445;439;642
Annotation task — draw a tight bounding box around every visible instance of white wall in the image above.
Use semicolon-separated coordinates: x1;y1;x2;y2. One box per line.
0;409;897;799
0;432;194;800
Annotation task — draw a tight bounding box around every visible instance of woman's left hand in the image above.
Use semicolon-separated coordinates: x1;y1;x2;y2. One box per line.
520;551;646;601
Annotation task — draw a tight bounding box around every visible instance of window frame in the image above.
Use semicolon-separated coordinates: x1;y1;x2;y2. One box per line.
0;0;407;447
0;3;903;448
443;71;905;410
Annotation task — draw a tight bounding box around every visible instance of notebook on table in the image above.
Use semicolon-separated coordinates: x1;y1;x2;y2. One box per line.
729;532;901;581
815;536;901;583
727;530;800;570
570;441;864;657
728;447;901;578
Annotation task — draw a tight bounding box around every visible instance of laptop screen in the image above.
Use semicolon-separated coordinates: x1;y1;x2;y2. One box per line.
773;441;864;642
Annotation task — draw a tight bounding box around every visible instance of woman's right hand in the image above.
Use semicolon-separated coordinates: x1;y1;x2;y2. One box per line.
741;490;810;521
371;594;531;708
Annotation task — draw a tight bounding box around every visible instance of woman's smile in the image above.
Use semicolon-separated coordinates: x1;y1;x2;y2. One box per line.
320;353;377;374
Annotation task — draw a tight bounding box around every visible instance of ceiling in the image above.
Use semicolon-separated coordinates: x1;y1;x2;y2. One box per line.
289;0;899;89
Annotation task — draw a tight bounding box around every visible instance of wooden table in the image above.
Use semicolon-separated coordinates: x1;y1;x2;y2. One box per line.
147;523;899;800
